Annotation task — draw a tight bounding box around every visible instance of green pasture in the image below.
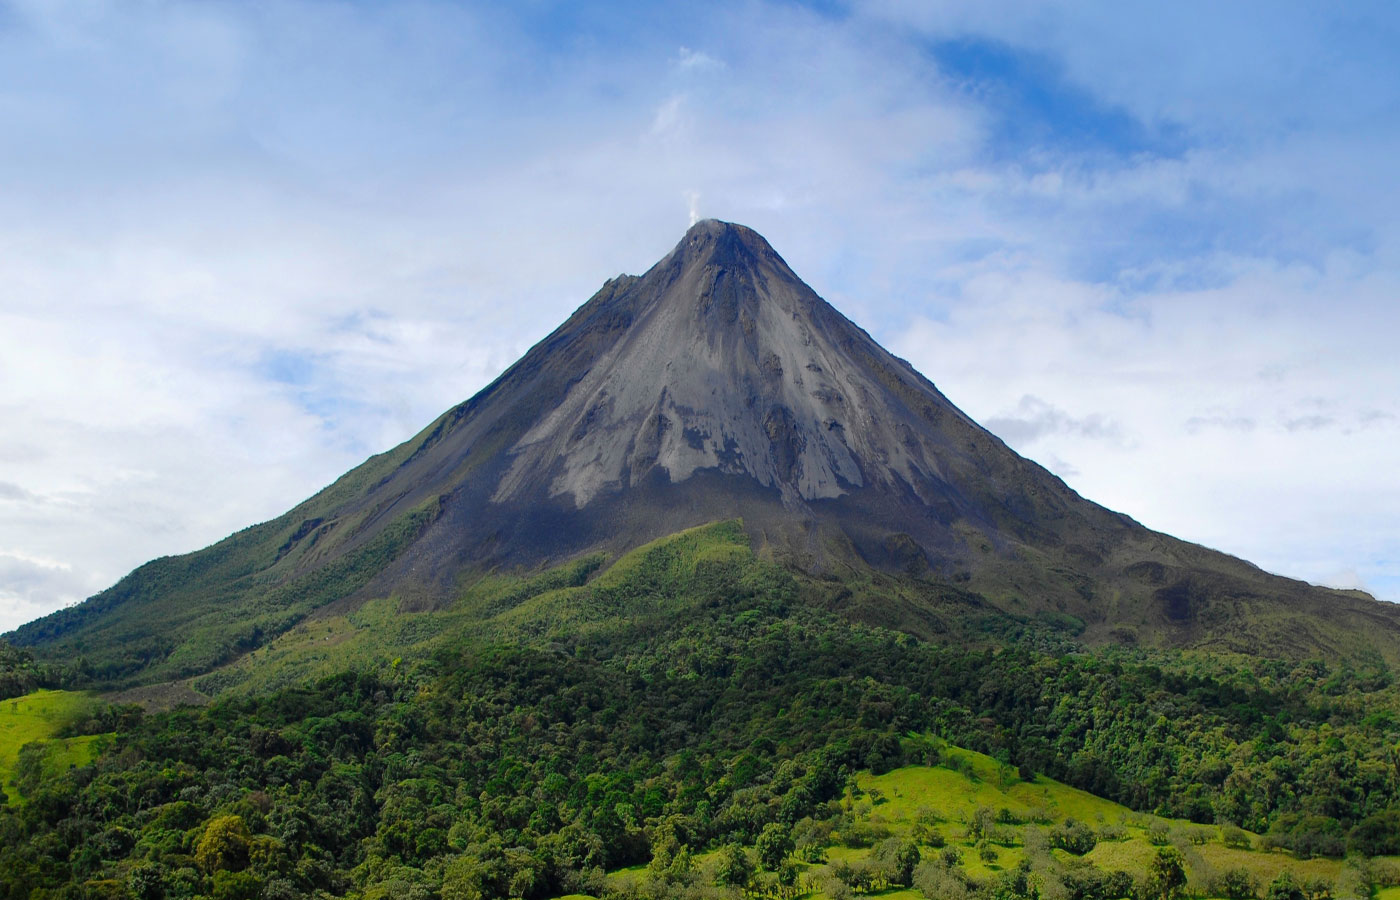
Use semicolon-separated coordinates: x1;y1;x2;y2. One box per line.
0;689;106;804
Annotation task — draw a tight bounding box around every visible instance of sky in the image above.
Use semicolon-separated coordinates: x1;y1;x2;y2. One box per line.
1;0;1398;633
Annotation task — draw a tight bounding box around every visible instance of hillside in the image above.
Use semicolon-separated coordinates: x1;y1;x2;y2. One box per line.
605;747;1376;900
0;689;107;806
2;525;1398;899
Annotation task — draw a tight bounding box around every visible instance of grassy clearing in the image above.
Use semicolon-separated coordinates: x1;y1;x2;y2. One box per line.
572;741;1376;900
858;747;1126;827
0;689;106;804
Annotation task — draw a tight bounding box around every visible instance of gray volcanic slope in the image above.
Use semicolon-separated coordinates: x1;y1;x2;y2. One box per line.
289;220;1399;645
14;219;1400;672
356;218;1099;583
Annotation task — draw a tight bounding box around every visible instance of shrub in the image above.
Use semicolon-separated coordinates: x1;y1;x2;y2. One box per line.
874;838;921;887
1218;868;1258;900
1146;847;1187;900
1302;877;1333;900
714;844;754;889
755;822;793;871
915;823;946;848
126;865;165;900
196;815;251;874
1051;819;1098;855
915;860;969;900
1220;825;1252;850
840;819;892;848
1349;811;1400;855
1265;873;1305;900
1098;822;1127;842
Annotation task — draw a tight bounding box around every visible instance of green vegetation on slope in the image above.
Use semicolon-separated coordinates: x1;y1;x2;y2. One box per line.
0;641;58;701
0;689;109;805
7;492;446;686
602;747;1375;900
1;522;1399;900
187;520;752;697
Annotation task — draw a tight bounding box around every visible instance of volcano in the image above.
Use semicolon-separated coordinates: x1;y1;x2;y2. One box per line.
12;220;1400;680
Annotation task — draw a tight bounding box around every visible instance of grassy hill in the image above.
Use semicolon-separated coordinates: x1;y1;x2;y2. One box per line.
0;688;108;805
594;743;1380;900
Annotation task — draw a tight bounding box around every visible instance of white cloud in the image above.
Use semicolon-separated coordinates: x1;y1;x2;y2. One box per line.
984;396;1123;447
675;46;723;71
0;551;96;631
0;0;1397;634
889;252;1400;601
1320;569;1368;592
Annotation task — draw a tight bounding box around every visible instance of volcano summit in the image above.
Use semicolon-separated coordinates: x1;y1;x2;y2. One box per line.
11;220;1400;682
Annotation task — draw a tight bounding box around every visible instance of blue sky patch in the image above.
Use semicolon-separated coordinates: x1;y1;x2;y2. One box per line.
260;349;319;387
930;37;1189;163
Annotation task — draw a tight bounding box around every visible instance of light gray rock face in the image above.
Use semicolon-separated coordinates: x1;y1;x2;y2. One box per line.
493;220;967;509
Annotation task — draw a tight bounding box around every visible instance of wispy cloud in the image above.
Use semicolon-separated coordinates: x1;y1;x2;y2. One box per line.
0;551;94;628
0;483;39;504
1282;415;1335;433
675;46;723;71
985;396;1123;448
1185;415;1256;435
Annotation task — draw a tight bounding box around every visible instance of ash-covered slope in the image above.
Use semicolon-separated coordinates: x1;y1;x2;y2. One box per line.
11;220;1400;680
329;218;1127;587
497;220;971;507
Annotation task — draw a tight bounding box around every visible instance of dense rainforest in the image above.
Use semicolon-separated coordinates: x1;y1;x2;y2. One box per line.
0;641;67;702
3;529;1400;900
